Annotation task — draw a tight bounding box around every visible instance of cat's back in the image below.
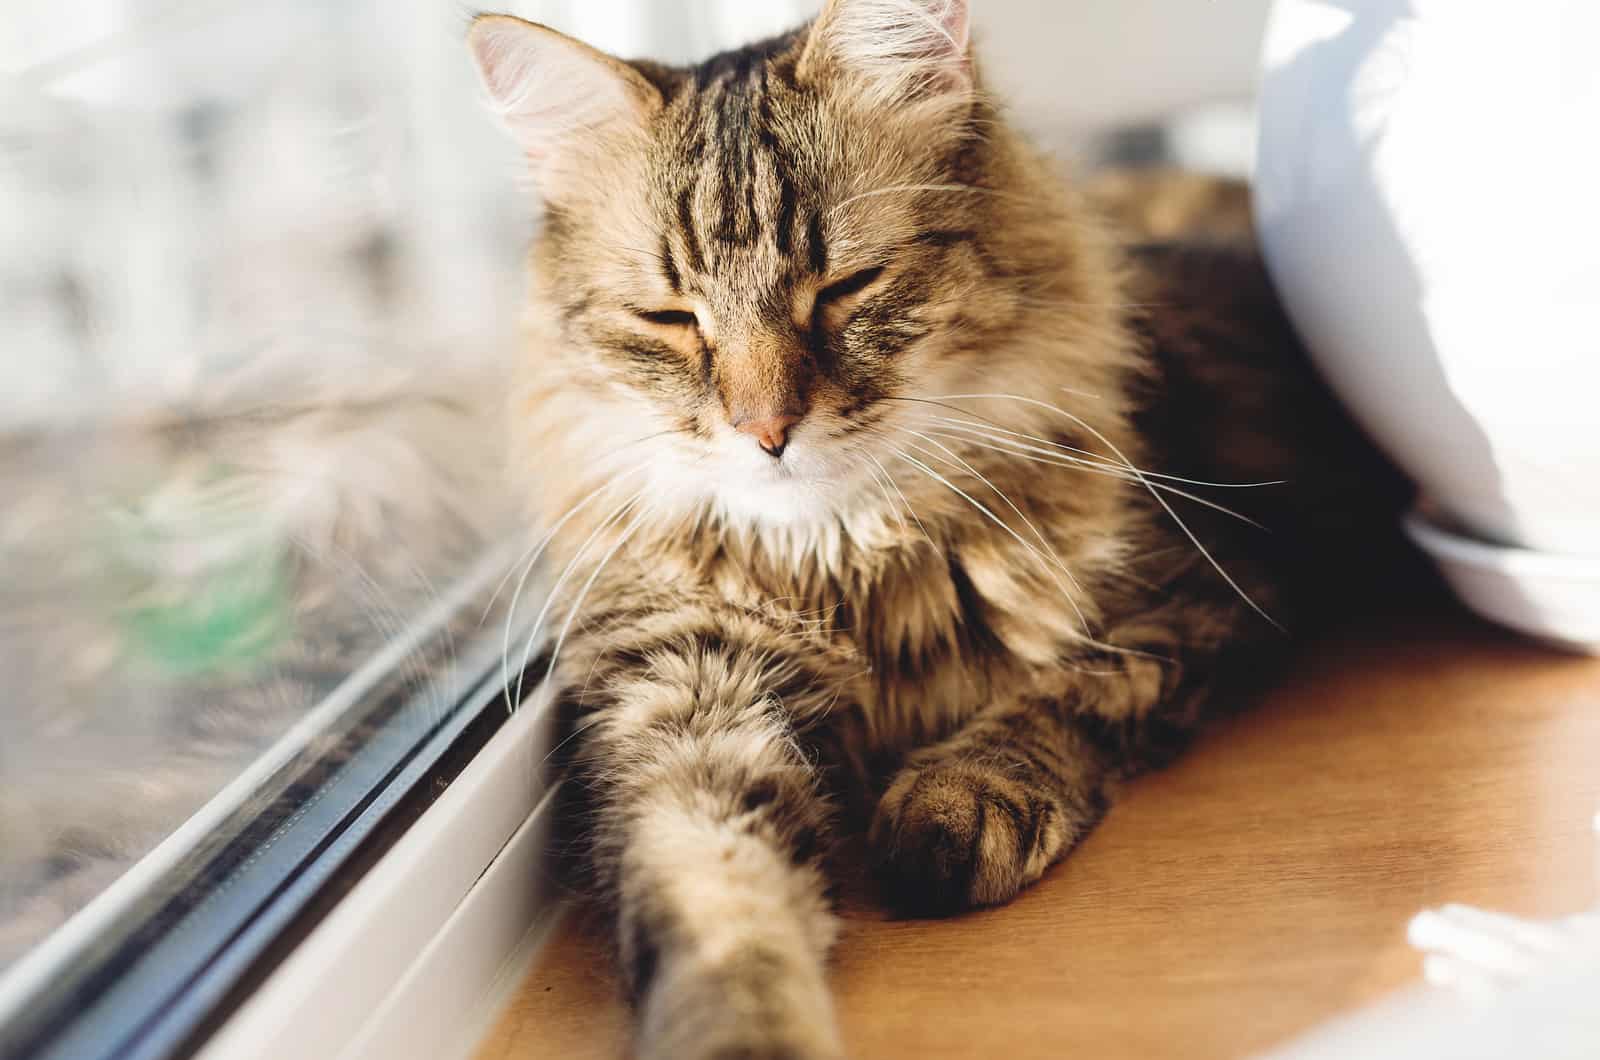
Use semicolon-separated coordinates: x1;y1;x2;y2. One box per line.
1091;170;1409;613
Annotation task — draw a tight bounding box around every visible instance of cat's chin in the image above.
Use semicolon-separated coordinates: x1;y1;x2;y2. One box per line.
711;478;844;530
670;462;875;534
637;437;889;539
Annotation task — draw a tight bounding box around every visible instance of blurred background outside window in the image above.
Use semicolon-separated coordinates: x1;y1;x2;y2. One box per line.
1;4;548;1037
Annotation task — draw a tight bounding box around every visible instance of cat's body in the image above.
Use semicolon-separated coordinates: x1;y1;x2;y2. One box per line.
470;5;1397;1057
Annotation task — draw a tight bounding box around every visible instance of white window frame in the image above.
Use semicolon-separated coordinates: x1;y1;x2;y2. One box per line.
196;684;564;1060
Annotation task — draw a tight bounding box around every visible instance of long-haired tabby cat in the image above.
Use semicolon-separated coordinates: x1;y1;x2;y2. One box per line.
468;3;1397;1056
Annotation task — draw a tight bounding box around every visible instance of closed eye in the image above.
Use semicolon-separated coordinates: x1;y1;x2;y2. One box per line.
634;308;698;328
817;266;885;305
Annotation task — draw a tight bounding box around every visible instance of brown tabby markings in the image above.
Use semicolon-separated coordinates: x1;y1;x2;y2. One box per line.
470;5;1397;1058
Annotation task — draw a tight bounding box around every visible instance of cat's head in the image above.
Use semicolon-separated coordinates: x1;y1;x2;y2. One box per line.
470;1;1117;531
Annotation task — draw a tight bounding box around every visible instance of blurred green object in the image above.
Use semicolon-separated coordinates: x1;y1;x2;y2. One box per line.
106;466;293;677
121;550;291;676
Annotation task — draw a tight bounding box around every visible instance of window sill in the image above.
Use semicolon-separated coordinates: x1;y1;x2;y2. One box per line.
197;684;562;1060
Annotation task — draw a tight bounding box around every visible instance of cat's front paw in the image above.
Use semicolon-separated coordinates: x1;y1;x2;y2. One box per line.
869;758;1087;916
635;946;844;1060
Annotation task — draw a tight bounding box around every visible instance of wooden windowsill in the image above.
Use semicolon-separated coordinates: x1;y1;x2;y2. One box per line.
475;592;1600;1059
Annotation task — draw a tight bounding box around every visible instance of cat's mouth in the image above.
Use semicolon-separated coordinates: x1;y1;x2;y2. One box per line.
761;455;798;479
733;455;804;494
700;433;875;528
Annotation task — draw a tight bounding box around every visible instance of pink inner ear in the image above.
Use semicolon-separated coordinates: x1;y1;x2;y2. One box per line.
468;23;530;104
467;18;650;173
940;0;971;55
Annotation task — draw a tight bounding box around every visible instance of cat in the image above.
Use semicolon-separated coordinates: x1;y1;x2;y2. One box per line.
467;3;1399;1057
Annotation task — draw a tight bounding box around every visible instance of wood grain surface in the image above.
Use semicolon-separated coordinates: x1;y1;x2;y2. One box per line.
475;598;1600;1059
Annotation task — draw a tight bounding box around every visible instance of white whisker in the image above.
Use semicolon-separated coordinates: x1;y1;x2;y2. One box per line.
890;447;1092;639
899;430;1089;599
498;461;652;715
488;438;665;637
542;505;651;686
852;449;911;535
831;182;1014;214
864;448;933;547
925;392;1283;630
512;489;645;712
910;411;1284;489
912;425;1270;531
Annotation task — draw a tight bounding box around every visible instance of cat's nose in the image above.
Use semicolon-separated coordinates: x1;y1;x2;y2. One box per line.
733;413;802;459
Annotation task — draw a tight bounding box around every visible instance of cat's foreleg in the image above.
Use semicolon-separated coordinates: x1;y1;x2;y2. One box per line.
569;632;846;1060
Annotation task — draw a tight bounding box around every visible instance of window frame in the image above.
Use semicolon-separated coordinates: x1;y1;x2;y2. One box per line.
195;687;563;1060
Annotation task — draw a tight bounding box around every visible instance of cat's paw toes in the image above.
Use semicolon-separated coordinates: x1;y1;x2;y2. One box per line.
636;951;843;1060
869;761;1079;916
702;1043;838;1060
643;1033;839;1060
643;1022;843;1060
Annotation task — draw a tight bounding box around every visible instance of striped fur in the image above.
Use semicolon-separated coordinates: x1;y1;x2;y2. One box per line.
469;5;1399;1057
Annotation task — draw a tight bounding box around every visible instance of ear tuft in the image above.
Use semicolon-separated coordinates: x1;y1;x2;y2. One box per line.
800;0;973;106
467;14;660;187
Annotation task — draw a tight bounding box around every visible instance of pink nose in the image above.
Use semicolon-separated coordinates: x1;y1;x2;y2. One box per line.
734;413;802;458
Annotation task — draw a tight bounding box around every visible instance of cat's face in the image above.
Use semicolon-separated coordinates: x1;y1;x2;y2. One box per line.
473;1;1013;528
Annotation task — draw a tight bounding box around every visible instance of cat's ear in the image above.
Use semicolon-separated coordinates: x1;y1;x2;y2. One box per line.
467;15;661;189
798;0;973;107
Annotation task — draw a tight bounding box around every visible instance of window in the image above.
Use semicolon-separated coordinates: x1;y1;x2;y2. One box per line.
0;1;528;1055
